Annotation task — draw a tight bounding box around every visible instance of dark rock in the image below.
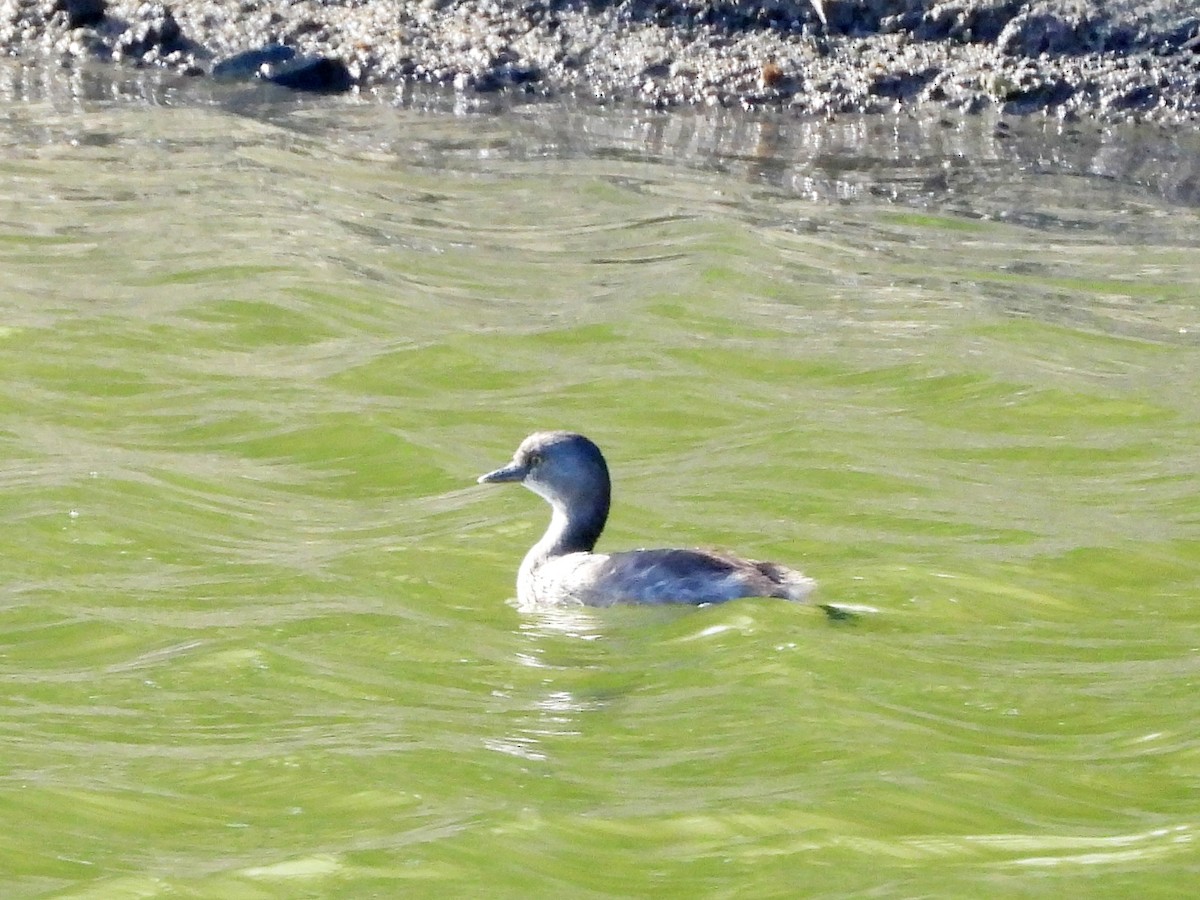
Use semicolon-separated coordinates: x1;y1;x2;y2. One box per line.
963;94;988;114
918;0;1022;44
687;0;822;33
1168;26;1200;53
997;9;1093;57
211;44;353;92
212;44;297;81
880;10;925;35
1114;84;1159;110
114;3;185;59
870;67;938;100
470;63;542;93
265;55;354;93
505;63;541;85
1001;77;1074;113
55;0;106;29
471;71;505;93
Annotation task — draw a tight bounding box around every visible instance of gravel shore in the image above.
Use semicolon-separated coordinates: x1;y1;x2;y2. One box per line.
3;1;1199;121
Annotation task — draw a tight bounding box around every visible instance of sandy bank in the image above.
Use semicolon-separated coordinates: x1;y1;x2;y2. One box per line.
3;1;1198;121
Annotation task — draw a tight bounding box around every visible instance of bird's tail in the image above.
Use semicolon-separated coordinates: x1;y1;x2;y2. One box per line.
756;561;817;603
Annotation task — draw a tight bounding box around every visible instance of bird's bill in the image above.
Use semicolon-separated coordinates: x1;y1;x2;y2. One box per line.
477;461;528;484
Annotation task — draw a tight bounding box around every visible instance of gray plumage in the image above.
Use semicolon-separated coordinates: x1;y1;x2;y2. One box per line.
477;431;816;608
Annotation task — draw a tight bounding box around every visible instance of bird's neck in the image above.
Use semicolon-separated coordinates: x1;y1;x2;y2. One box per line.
524;493;608;568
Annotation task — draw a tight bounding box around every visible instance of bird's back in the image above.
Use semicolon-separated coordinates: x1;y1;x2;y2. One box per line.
522;546;815;607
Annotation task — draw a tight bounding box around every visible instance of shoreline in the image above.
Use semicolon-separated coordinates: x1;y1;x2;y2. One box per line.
3;2;1199;122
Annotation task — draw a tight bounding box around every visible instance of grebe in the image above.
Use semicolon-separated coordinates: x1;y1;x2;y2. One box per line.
478;431;816;608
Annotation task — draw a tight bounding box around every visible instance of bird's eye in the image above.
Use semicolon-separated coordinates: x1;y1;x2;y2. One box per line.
527;452;543;467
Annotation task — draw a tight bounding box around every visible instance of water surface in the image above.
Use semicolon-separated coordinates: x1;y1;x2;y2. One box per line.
1;62;1197;897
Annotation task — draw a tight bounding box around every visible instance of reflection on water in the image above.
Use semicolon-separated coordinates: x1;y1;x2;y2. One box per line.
0;56;1197;897
482;609;608;762
517;606;607;640
4;59;1199;218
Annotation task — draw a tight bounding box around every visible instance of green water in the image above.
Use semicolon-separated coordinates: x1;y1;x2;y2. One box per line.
1;66;1198;897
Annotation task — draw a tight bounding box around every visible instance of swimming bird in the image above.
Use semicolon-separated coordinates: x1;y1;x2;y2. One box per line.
477;431;816;608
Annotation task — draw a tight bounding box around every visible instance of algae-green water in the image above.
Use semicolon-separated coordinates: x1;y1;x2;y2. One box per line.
1;66;1197;897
